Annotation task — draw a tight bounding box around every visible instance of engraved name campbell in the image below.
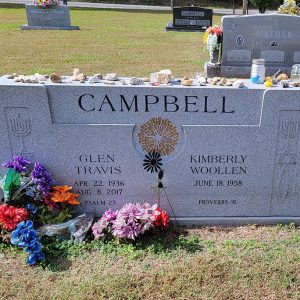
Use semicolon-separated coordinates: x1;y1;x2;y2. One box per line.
77;94;235;114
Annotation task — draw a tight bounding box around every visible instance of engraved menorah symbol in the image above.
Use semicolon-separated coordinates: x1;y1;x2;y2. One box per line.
9;113;31;154
277;119;298;203
281;120;298;153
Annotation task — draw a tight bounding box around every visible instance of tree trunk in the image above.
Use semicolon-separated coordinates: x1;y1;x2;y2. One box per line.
242;0;248;15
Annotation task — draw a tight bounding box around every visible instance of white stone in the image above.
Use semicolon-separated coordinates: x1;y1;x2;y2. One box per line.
197;76;207;86
72;68;86;81
88;74;103;84
150;69;172;84
35;73;48;82
233;80;244;88
104;73;119;81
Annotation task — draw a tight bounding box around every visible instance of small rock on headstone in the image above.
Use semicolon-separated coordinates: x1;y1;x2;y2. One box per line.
104;73;119;81
233;80;244;88
35;73;48;82
150;69;172;84
50;73;62;83
72;68;86;81
88;74;102;84
129;77;144;85
181;77;193;86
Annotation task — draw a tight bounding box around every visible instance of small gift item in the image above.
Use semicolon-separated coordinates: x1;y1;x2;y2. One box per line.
280;80;290;88
264;77;273;87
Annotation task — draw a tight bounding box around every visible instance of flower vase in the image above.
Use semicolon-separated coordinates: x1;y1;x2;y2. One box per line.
210;48;220;64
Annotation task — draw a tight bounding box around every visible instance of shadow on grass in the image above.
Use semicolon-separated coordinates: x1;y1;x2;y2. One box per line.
40;225;204;271
134;225;204;253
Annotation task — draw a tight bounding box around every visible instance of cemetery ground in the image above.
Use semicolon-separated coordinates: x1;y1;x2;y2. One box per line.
0;6;216;77
1;224;300;299
1;6;300;300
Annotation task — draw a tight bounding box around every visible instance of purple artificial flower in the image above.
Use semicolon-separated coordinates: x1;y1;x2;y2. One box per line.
92;219;108;239
92;209;118;239
102;208;118;222
3;156;31;173
31;162;53;196
112;203;153;240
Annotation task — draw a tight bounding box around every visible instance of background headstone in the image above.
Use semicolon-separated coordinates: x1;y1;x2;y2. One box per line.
166;6;212;31
21;4;80;30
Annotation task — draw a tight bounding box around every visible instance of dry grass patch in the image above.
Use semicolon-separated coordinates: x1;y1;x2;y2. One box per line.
1;225;300;299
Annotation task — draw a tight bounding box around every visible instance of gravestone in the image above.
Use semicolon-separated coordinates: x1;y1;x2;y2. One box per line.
21;4;79;30
205;14;300;77
166;6;212;31
1;76;300;225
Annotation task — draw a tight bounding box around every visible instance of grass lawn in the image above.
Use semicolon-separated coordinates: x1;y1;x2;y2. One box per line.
0;7;220;77
1;225;300;299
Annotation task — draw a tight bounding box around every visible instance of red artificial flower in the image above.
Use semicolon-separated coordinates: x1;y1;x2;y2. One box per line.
153;207;169;229
44;195;60;210
0;204;29;231
205;26;214;34
213;26;223;36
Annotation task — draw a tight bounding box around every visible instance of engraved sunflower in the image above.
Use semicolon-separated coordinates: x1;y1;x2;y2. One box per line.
138;117;179;156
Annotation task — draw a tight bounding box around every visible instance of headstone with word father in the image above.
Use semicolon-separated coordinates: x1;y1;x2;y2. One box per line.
1;77;300;224
206;13;300;77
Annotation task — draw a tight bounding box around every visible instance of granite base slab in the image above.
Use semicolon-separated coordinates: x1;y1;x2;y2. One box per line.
205;63;292;78
172;217;300;226
21;24;80;30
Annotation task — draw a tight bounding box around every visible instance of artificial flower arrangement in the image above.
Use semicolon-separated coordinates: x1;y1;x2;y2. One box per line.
0;156;80;265
32;0;60;8
0;155;170;266
203;25;223;63
92;203;169;241
278;0;299;15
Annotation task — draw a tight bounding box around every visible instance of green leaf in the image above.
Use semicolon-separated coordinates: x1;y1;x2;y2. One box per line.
3;169;20;200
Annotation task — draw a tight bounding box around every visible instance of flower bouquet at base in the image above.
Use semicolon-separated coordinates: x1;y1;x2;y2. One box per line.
0;156;81;265
203;25;223;64
92;203;170;242
32;0;60;8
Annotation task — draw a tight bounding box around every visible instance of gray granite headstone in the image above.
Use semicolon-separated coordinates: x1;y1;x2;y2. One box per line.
206;14;300;78
21;4;79;30
1;76;300;225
